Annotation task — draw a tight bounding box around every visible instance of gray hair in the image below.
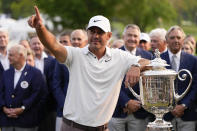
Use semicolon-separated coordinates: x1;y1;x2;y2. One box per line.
0;27;8;34
166;25;186;40
0;27;9;38
122;24;141;35
9;44;27;59
149;28;167;41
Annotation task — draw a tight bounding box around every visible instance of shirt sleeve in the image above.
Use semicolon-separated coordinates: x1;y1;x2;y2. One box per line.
62;46;74;68
120;50;141;71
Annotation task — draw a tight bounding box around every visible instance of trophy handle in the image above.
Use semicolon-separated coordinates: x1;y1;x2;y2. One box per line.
128;77;141;101
174;69;192;102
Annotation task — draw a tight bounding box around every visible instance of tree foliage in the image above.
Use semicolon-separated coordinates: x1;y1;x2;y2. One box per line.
35;0;177;31
0;0;34;18
1;0;197;31
1;0;13;14
36;0;120;29
10;0;35;19
171;0;197;23
115;0;177;30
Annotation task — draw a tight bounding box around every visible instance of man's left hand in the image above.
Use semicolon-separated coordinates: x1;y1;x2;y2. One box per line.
125;66;140;88
11;108;24;116
171;105;186;118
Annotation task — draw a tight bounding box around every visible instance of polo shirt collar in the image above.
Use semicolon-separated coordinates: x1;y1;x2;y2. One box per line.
82;45;112;58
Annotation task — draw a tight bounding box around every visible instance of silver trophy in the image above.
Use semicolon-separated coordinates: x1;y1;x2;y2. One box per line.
129;49;192;131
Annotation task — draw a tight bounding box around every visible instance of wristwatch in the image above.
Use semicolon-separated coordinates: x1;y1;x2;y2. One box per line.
181;104;187;109
21;106;26;110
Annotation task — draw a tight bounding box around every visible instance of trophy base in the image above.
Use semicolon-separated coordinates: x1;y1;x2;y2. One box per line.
146;120;173;131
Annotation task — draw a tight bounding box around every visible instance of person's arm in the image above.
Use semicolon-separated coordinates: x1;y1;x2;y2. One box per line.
124;58;150;88
28;6;67;63
138;58;151;71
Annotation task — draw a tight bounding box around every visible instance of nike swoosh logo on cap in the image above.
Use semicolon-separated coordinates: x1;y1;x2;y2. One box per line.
93;20;101;22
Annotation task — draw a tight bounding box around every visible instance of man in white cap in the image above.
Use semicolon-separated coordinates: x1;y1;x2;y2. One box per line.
28;6;150;131
138;32;151;51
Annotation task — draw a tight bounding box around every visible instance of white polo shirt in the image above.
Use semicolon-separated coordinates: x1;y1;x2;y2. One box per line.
63;45;140;127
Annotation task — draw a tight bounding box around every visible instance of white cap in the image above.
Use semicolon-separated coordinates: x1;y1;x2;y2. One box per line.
140;33;150;42
87;15;111;32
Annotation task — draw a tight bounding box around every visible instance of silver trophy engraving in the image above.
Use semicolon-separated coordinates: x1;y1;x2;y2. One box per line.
129;49;192;131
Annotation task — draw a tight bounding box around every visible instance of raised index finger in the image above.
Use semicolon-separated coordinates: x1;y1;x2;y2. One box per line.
34;6;41;19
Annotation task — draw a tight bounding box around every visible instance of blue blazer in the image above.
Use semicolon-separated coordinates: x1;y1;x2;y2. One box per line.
0;64;47;127
0;62;4;81
52;61;69;117
0;62;10;81
113;47;154;119
43;56;57;112
161;51;197;121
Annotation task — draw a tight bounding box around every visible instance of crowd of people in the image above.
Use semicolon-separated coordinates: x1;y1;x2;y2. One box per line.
0;6;197;131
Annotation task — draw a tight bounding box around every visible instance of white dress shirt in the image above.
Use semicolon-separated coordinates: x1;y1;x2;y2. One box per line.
34;52;48;74
14;63;26;89
168;49;181;72
124;46;137;55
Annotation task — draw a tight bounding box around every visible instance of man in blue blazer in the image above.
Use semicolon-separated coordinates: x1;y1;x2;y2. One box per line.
0;28;10;81
109;24;154;131
161;26;197;131
29;36;56;131
0;45;47;131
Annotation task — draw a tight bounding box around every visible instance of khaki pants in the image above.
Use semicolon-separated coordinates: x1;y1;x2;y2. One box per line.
108;114;150;131
171;118;195;131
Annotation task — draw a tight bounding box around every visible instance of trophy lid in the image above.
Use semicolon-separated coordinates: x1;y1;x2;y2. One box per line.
142;49;177;76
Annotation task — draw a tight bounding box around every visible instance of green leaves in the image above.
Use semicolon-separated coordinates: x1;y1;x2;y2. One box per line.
0;0;196;32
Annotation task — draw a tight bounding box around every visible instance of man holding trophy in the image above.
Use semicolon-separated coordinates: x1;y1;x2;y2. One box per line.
161;26;197;131
126;25;197;131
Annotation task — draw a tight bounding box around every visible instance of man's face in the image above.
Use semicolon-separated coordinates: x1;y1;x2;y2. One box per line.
167;29;184;54
185;37;196;48
8;49;20;67
30;37;44;57
139;40;150;51
27;55;35;66
0;31;9;50
151;36;166;52
87;27;112;51
71;31;87;48
59;35;71;46
123;28;140;51
19;40;30;49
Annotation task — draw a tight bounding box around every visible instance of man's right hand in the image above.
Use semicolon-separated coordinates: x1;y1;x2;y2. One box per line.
127;99;141;113
28;6;44;29
3;107;18;118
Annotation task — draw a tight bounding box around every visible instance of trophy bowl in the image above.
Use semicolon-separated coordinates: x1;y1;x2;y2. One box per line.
129;49;192;131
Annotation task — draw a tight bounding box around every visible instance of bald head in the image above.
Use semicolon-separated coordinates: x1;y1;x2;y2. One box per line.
71;29;87;48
